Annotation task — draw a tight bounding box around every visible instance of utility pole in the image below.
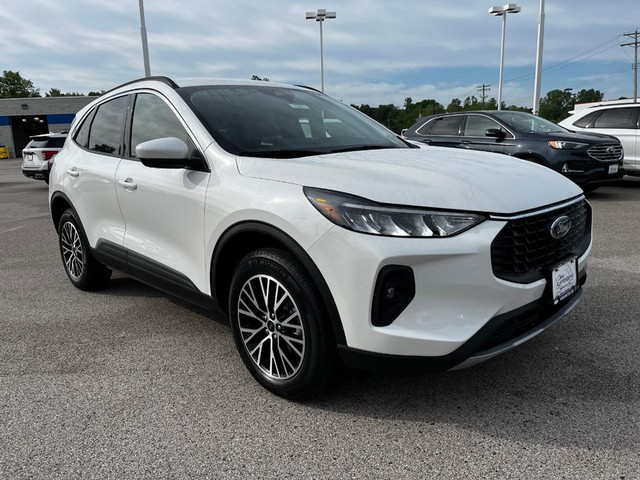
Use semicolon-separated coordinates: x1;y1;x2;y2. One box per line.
477;84;491;106
622;30;639;103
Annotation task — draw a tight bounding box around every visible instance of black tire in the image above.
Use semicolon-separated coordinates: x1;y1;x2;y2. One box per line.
228;248;336;399
58;209;111;291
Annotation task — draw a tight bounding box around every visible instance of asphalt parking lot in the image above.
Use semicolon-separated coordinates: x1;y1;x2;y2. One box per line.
1;158;639;479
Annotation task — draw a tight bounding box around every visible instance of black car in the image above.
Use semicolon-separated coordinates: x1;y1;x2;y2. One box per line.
402;111;624;189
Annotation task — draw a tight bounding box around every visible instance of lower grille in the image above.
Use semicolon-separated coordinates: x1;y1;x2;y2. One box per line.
491;198;591;284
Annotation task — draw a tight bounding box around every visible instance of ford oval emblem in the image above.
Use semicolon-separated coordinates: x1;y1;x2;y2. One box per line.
550;215;571;239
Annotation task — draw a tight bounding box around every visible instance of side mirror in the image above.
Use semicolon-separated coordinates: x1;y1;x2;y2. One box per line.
485;128;506;138
136;137;204;169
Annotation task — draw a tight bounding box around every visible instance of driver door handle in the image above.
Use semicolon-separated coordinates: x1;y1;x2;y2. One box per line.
118;178;138;190
66;168;79;177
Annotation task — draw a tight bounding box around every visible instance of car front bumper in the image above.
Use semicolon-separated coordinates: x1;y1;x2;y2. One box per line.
307;218;590;370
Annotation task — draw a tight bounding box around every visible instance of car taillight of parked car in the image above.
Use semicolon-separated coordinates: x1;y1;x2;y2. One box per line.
42;150;58;160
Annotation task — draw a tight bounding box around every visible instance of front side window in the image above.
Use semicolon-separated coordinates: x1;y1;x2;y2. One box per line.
463;115;503;137
592;108;638;129
178;85;408;158
87;96;128;155
130;93;195;157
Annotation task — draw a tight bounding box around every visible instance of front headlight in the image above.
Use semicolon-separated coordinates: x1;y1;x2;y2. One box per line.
548;140;588;150
304;187;484;237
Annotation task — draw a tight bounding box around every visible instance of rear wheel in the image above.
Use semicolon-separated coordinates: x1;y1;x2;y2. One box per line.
228;248;336;399
58;209;111;291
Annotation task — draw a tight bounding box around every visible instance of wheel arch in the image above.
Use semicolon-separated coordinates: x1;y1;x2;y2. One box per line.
50;191;74;233
211;221;346;346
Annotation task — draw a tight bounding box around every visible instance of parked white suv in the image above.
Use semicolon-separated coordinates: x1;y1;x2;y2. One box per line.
560;103;639;176
49;77;592;398
21;133;67;184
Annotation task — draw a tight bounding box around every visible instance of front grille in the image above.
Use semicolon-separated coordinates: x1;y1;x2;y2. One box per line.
491;199;591;283
588;143;623;161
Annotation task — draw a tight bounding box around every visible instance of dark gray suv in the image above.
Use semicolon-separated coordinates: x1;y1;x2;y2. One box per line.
402;111;623;190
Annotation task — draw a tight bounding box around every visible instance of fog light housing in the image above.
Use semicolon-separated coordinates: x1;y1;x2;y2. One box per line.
372;266;415;327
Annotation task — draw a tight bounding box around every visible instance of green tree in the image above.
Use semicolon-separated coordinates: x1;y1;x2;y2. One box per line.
446;98;462;112
539;89;574;123
574;88;603;105
0;70;40;98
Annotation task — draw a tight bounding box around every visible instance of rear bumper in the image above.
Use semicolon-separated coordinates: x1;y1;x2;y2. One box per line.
22;167;49;180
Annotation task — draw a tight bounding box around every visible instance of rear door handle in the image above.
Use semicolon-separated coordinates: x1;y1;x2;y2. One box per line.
118;178;138;190
66;168;79;177
459;141;471;147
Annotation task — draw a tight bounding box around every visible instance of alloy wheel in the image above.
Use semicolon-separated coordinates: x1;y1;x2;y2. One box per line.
236;274;306;380
61;221;84;281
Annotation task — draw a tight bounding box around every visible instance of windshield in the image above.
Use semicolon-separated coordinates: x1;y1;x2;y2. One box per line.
178;85;409;157
492;111;566;134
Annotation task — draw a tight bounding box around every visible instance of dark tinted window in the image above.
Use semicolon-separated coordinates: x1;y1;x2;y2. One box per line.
130;93;194;157
572;111;598;128
463;115;502;136
592;108;638;129
427;116;462;136
27;136;66;148
73;110;96;149
88;96;128;155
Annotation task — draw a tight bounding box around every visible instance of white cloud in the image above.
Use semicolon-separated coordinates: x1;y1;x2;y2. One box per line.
1;0;638;105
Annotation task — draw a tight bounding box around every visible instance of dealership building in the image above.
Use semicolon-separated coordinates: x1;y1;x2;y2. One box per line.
0;96;95;158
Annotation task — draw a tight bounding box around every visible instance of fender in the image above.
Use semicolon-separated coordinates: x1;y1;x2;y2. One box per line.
211;221;347;346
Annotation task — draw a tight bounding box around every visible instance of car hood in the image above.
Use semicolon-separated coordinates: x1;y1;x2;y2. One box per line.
539;130;619;143
236;147;583;215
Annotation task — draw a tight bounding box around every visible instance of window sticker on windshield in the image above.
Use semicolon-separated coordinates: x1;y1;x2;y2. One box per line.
289;104;310;109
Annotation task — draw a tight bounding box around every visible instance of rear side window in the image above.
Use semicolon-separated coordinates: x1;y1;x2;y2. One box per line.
425;116;462;136
572;111;598;128
87;96;128;155
592;108;638;129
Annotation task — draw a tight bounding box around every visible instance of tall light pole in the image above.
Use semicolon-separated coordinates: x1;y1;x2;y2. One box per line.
489;4;521;110
138;0;151;77
532;0;545;115
305;9;336;93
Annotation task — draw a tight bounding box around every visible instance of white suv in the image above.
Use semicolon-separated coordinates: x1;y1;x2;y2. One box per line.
559;103;639;176
49;77;592;398
21;133;67;184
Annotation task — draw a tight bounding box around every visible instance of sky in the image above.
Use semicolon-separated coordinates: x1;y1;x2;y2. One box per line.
1;0;639;109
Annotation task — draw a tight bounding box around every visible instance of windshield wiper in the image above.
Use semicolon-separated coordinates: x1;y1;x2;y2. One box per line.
235;149;326;158
325;145;398;154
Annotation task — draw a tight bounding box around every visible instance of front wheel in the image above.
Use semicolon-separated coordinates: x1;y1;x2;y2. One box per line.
228;248;336;399
58;209;111;291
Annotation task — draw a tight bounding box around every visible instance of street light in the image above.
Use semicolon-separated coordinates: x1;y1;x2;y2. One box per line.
305;9;336;93
489;3;521;110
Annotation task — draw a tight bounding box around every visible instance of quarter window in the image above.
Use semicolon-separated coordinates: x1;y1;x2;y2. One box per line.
592;108;638;129
130;93;195;157
87;96;128;155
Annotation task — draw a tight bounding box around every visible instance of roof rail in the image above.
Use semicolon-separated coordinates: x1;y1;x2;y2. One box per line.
295;84;323;93
104;76;179;95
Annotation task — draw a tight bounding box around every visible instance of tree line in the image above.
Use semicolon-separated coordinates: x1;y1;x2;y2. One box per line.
353;88;607;133
0;70;613;129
